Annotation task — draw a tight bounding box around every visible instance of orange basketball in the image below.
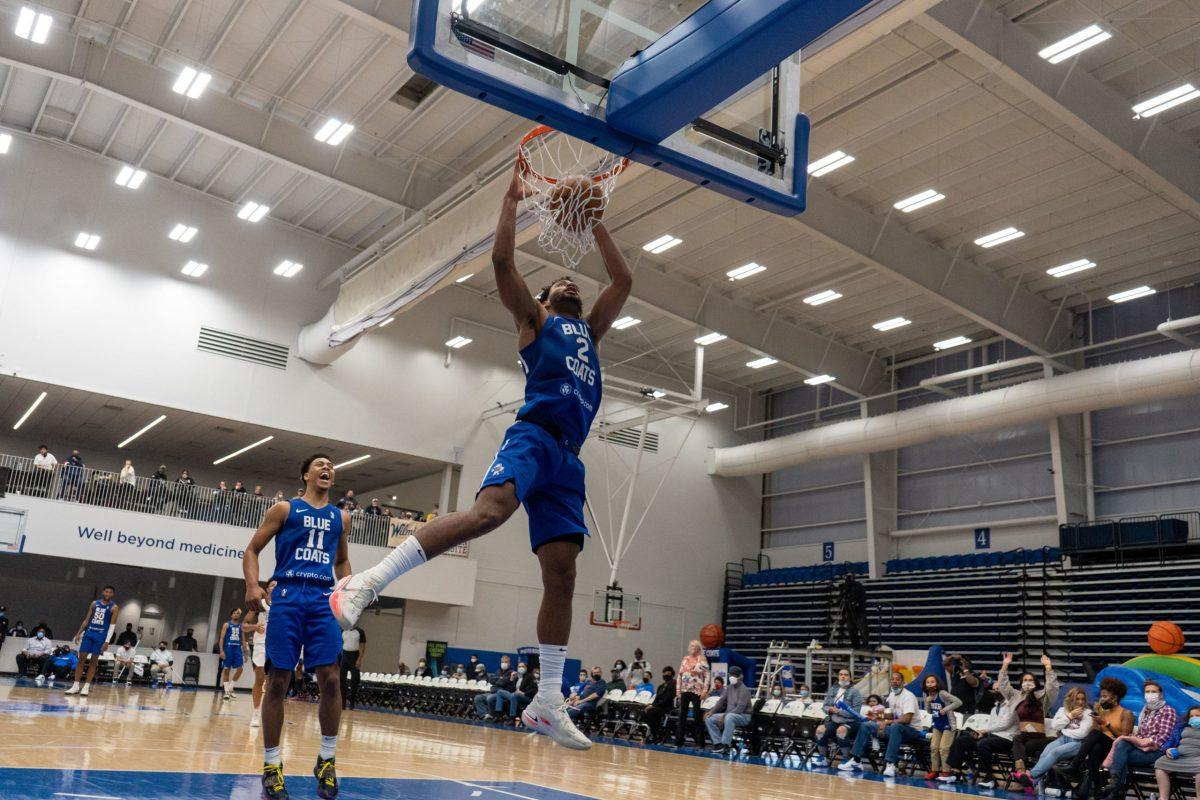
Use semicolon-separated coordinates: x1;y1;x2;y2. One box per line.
1149;621;1185;655
700;623;725;649
547;175;604;233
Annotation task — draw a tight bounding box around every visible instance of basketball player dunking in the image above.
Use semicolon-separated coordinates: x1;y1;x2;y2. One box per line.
331;164;632;750
244;455;351;799
65;584;119;697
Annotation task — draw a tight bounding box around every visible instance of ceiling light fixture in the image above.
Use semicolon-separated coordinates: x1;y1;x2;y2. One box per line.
12;390;47;430
455;273;474;283
212;435;274;466
650;390;667;399
333;454;371;469
894;188;946;213
445;335;473;349
74;232;100;251
379;317;395;328
168;223;198;243
611;316;641;330
1108;285;1155;303
171;66;212;98
694;332;726;346
237;201;270;222
1046;258;1096;278
873;316;911;331
705;402;729;413
804;374;836;386
118;414;167;448
0;133;11;154
727;262;767;281
115;165;147;189
974;227;1025;248
746;356;778;369
642;234;682;254
803;289;842;306
933;335;973;351
314;118;355;146
15;7;52;43
1133;84;1200;118
807;150;855;177
181;260;208;277
1039;24;1111;64
273;260;303;278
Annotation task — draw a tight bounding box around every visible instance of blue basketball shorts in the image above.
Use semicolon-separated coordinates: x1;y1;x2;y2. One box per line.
264;579;342;671
478;420;588;553
79;631;107;656
222;647;244;670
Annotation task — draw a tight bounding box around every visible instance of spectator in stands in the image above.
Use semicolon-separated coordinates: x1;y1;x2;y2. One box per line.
336;490;358;511
113;640;136;685
9;620;27;637
1096;681;1178;800
172;628;198;652
705;665;753;754
425;504;440;522
175;470;196;516
625;648;651;684
921;674;963;780
943;688;1016;788
945;652;983;716
467;653;481;673
340;626;367;710
1155;706;1200;800
473;662;488;682
1003;653;1061;788
32;445;56;495
451;664;465;679
596;661;628;720
838;670;921;777
365;498;384;516
711;676;725;698
1060;677;1135;800
474;655;516;720
119;459;136;505
811;667;864;768
1028;686;1093;794
569;669;589;701
252;485;264;499
566;666;605;723
496;660;537;724
37;645;77;686
30;621;52;638
150;642;174;687
633;671;654;694
150;465;169;510
17;629;54;676
675;640;710;748
273;490;286;503
62;450;85;500
115;623;138;649
643;666;677;744
414;659;432;679
231;481;249;524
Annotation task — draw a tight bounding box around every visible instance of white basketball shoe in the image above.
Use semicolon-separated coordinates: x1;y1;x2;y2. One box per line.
521;693;592;750
328;574;379;631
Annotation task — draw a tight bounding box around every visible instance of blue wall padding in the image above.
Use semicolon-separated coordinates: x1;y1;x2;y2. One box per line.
606;0;878;143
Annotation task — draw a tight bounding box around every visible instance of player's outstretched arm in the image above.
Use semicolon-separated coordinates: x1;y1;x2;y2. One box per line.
242;501;289;611
587;223;633;344
492;166;545;341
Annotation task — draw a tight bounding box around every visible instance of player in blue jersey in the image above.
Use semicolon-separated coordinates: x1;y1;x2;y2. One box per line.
65;584;119;697
243;454;351;800
331;163;632;751
218;608;245;700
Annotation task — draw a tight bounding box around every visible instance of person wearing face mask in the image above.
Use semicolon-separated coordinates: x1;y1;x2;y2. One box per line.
1029;687;1093;796
642;667;677;744
565;667;605;728
633;671;654;694
19;628;55;678
149;641;175;687
811;668;863;768
38;645;79;686
112;639;137;685
474;656;518;721
568;669;589;701
625;648;651;685
675;640;710;748
414;659;432;679
996;652;1060;788
1060;677;1134;800
1096;681;1178;800
920;674;963;780
838;670;921;777
498;661;538;725
942;688;1017;787
1155;706;1200;800
704;665;752;754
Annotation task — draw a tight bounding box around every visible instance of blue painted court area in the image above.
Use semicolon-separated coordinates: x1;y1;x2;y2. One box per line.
0;769;598;800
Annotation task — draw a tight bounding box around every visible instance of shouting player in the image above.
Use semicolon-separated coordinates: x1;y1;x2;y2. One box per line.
244;454;351;800
218;608;244;700
65;584;119;697
331;164;632;750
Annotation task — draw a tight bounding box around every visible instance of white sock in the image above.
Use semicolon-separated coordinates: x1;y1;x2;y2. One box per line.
363;536;427;587
537;644;568;702
320;735;337;760
264;746;282;766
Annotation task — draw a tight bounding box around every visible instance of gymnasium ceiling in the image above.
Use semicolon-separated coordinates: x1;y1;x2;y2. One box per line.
2;0;1200;398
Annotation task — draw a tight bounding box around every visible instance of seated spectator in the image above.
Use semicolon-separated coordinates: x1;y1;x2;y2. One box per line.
796;683;812;702
17;629;55;676
633;671;654;694
112;642;137;685
596;661;629;721
474;656;517;720
811;667;863;768
149;642;175;688
566;667;605;722
943;688;1017;788
414;659;432;678
452;664;465;679
172;628;198;652
838;670;921;777
336;490;358;511
1156;706;1200;800
920;674;963;780
37;645;78;686
705;665;753;754
115;623;138;649
397;661;410;676
1002;654;1061;788
1097;681;1178;800
1059;677;1135;800
497;661;537;724
711;676;726;698
568;669;589;701
1029;686;1093;794
365;498;384;516
643;666;677;744
472;662;488;682
30;621;52;639
9;620;28;638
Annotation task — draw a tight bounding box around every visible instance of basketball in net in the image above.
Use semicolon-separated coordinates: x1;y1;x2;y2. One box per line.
517;125;629;269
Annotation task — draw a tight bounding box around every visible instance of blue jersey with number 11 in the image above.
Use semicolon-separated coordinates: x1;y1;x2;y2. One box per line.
270;499;343;586
516;314;603;452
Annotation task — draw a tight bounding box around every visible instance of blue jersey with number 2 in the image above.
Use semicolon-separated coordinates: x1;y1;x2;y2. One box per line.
516;315;602;452
270;499;343;586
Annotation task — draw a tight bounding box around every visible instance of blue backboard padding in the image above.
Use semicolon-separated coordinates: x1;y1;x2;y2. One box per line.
606;0;878;144
408;2;808;215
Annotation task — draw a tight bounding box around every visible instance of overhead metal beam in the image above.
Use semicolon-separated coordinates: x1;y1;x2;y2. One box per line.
309;0;410;39
922;0;1200;221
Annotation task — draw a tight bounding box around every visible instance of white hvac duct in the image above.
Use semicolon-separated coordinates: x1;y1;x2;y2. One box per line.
708;348;1200;477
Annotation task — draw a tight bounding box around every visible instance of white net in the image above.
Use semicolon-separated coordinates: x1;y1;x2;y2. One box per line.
517;126;628;269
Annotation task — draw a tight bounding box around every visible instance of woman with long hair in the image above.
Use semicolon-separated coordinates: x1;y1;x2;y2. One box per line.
674;640;710;748
1027;686;1093;794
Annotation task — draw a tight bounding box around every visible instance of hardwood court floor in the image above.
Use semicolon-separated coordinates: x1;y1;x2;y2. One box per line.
0;678;997;800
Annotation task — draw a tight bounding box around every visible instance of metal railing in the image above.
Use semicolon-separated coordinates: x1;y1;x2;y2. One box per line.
0;453;468;557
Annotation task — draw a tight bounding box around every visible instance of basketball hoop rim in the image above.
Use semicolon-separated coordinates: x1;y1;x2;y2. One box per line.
517;125;630;186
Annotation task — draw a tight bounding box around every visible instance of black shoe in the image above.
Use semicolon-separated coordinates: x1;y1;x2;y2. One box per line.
314;756;338;800
712;745;729;755
261;762;289;800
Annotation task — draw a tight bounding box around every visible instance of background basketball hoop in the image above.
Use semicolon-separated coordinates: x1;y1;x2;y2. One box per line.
590;583;642;631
